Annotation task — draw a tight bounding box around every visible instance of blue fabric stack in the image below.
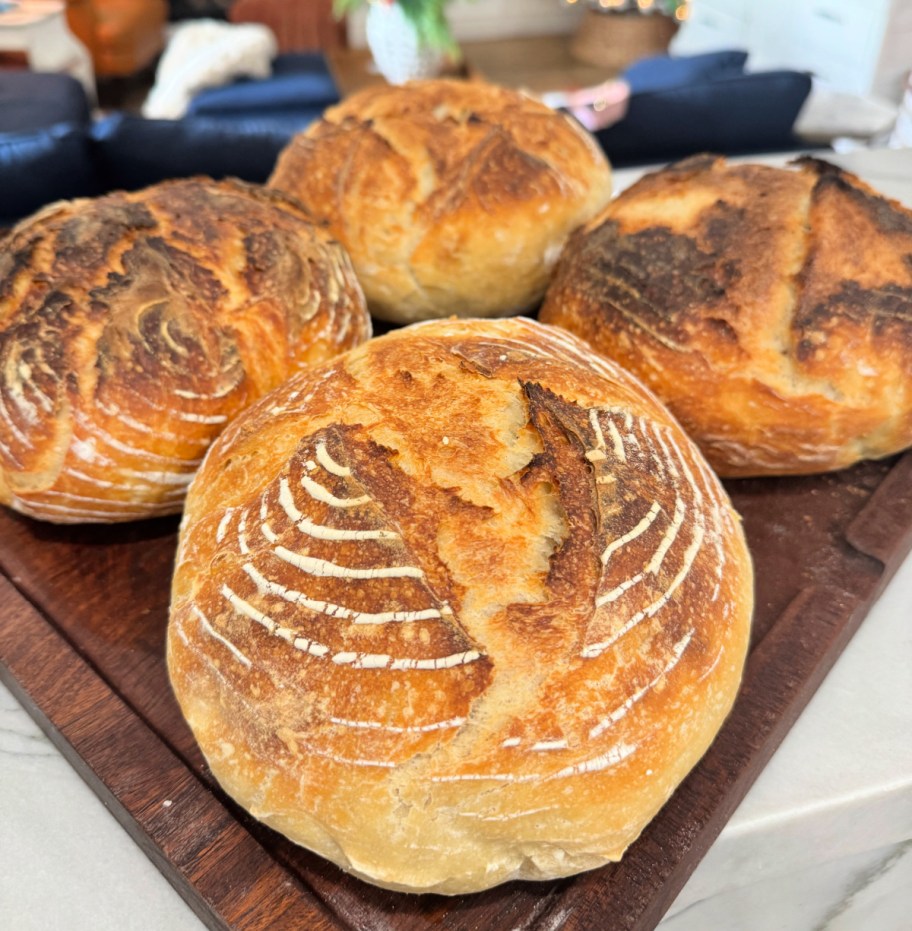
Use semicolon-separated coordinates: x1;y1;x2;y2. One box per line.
0;49;814;226
0;53;339;225
0;72;99;222
598;50;812;166
184;51;340;134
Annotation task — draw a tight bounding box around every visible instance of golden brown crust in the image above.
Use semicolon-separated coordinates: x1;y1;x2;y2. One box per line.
267;79;613;323
0;178;371;522
167;317;753;894
540;155;912;476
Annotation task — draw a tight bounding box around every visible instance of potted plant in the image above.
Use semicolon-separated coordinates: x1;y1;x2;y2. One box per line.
334;0;461;84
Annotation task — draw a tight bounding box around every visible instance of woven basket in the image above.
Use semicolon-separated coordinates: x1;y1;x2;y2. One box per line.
570;10;677;71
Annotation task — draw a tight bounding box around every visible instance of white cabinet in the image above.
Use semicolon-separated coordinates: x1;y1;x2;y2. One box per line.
672;0;912;101
347;0;585;48
671;0;752;52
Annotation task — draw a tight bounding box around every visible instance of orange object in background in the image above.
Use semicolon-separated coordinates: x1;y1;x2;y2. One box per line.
66;0;167;78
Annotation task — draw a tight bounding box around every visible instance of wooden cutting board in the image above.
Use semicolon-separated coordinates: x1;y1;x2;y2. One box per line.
2;450;911;930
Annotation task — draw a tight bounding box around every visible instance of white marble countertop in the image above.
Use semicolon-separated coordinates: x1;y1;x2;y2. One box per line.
2;147;911;930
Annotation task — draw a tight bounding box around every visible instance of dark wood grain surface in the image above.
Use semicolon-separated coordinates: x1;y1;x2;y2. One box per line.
1;450;911;930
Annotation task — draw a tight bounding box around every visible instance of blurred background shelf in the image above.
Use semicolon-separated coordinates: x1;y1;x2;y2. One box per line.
327;33;620;98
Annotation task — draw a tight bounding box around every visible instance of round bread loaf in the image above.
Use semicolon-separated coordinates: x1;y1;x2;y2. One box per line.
167;316;753;894
0;177;370;523
540;154;912;476
267;79;613;323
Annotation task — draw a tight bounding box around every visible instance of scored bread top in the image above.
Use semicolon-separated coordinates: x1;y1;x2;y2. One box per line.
167;317;753;894
268;79;613;323
0;177;370;522
540;154;912;476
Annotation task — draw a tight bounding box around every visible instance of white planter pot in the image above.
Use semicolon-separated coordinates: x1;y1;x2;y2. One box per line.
365;2;447;84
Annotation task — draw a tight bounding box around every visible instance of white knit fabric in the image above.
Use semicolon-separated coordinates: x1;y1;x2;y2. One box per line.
143;19;278;120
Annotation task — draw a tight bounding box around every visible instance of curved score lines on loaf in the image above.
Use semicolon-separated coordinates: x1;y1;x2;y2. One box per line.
186;348;736;786
203;427;484;678
457;330;730;612
90;235;245;419
1;180;370;521
582;407;730;660
0;220;245;519
566;406;732;775
0;289;189;520
342;366;734;792
0;284;74;467
0;338;56;468
409;364;732;787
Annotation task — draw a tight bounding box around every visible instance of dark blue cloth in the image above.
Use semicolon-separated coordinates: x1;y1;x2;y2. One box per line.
0;115;296;226
179;110;325;136
597;70;812;167
90;113;293;190
0;71;90;134
270;52;335;77
0;51;814;226
186;51;339;130
188;72;337;116
622;50;749;94
0;123;98;225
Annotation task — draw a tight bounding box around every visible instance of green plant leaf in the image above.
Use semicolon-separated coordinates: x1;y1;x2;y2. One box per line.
332;0;365;18
333;0;463;56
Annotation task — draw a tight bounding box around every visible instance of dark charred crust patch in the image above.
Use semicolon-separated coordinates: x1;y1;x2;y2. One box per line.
794;280;912;359
520;382;598;599
53;200;157;279
243;230;282;273
148;237;228;305
0;289;79;446
242;229;302;295
1;290;75;365
88;236;240;388
811;169;912;236
0;239;39;309
703;202;748;252
795;337;817;362
668;153;725;174
561;217;737;345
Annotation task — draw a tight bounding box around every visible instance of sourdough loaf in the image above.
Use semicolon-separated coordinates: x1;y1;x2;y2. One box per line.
540;154;912;476
167;316;753;894
267;79;613;323
0;178;370;522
